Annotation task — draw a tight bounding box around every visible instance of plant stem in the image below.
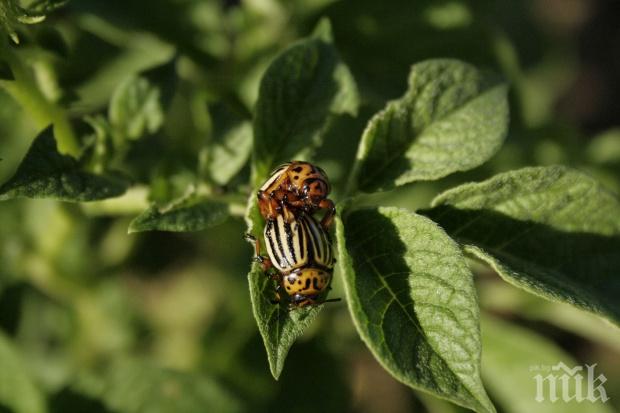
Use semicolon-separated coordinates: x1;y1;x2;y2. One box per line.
0;40;80;156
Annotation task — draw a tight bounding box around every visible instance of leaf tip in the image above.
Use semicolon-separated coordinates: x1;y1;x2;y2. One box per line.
127;215;147;234
269;362;283;381
312;17;333;42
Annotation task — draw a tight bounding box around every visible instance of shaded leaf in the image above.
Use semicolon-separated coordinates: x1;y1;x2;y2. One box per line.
25;0;69;14
96;358;243;413
0;61;14;80
129;196;229;233
481;315;613;413
49;387;112;413
0;331;47;413
35;26;69;58
353;59;508;193
109;76;164;141
252;18;358;184
244;201;322;379
336;207;494;413
0;128;128;202
425;166;620;326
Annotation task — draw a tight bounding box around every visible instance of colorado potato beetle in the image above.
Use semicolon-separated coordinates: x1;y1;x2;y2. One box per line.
257;161;335;230
246;209;339;308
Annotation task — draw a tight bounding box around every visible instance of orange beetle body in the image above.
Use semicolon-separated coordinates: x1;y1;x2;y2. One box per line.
245;208;336;308
257;161;335;230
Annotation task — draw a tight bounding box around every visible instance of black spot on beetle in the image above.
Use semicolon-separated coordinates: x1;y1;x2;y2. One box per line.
305;278;311;289
292;166;303;173
298;280;302;285
313;278;319;290
294;175;299;180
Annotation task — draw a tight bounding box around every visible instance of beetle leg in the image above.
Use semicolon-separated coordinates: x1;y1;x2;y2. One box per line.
244;233;273;271
286;198;305;210
257;190;272;220
318;198;336;230
268;197;281;220
270;285;282;305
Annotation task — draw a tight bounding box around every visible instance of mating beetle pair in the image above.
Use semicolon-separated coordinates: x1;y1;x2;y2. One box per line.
257;161;335;230
247;161;338;308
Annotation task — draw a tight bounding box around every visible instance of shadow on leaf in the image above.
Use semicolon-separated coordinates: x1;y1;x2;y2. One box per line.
423;205;620;325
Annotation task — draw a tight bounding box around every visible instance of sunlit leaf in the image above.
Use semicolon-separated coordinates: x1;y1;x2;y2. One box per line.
425;166;620;326
0;331;47;413
208;122;252;186
353;59;508;192
252;18;358;184
109;76;164;141
336;207;495;413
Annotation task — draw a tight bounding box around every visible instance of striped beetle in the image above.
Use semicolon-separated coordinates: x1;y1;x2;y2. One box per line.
246;208;338;308
257;161;335;230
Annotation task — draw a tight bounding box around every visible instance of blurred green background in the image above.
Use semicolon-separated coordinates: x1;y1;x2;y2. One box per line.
1;1;619;412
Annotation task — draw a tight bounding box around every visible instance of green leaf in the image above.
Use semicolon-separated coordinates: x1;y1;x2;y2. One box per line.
425;166;620;326
244;19;356;373
129;196;229;233
26;0;70;14
0;0;45;43
252;18;358;184
336;207;495;413
0;331;47;413
244;201;322;379
109;76;164;141
96;358;243;413
587;128;620;166
481;315;613;413
353;59;508;193
0;127;128;202
208;121;252;186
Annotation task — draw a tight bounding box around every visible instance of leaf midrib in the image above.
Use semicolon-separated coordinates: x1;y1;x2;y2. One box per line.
354;239;486;411
258;40;324;175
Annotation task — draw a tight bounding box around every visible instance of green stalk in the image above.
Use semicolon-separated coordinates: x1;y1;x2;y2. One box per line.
0;39;80;156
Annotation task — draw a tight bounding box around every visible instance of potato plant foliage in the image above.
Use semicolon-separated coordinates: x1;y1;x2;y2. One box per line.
0;1;619;413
